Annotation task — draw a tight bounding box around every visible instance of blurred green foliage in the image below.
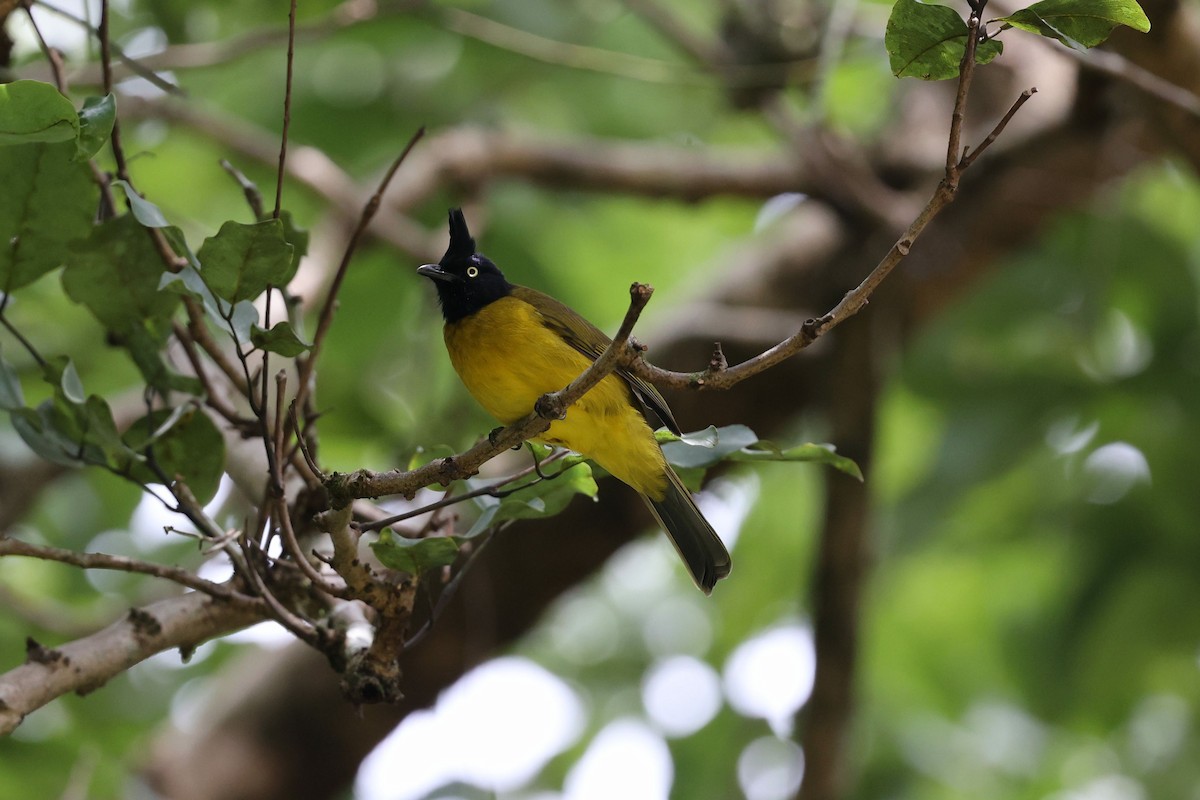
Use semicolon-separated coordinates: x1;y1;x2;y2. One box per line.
0;0;1194;798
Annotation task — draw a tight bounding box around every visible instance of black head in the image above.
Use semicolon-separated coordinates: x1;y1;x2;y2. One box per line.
417;209;513;323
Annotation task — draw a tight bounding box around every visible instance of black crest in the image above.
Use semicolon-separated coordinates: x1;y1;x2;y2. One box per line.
417;208;513;323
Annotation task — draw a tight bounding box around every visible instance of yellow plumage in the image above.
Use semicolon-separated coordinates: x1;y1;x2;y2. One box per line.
444;295;669;500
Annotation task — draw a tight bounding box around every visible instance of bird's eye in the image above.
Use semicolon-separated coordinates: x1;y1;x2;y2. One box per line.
466;266;479;278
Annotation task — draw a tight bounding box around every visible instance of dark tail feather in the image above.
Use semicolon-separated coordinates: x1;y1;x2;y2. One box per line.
644;468;732;594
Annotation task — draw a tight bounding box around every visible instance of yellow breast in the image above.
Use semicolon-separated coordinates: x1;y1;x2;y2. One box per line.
444;296;668;499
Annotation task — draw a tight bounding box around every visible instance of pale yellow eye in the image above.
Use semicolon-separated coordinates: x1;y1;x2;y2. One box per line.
467;266;479;278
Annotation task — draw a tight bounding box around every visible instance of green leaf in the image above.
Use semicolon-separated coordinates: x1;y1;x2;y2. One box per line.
123;407;225;503
12;406;82;466
0;81;78;144
886;0;1004;80
63;215;181;336
660;424;864;483
11;382;132;469
251;321;311;356
465;459;597;537
159;263;219;311
659;424;760;469
62;215;185;390
370;530;460;575
81;395;130;468
729;442;865;482
227;300;259;343
125;331;205;395
75;94;116;161
41;356;85;404
997;0;1150;50
111;179;171;228
196;219;295;303
0;142;97;292
24;358;136;469
0;352;23;410
278;210;310;272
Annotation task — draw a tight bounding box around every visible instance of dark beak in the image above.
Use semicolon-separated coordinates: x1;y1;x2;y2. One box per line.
417;264;460;283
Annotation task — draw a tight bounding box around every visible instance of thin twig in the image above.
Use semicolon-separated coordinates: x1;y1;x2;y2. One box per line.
1069;46;1200;118
945;16;979;174
355;450;573;534
30;0;184;95
0;307;48;368
289;400;324;479
171;322;252;428
167;477;254;582
23;3;68;93
272;371;288;479
960;87;1038;170
98;0;129;182
276;500;349;598
183;300;248;392
219;159;265;220
258;290;274;463
0;536;255;603
403;523;509;650
274;0;298;220
240;539;320;644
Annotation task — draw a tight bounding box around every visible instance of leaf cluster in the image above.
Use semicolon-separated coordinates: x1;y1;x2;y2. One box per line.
2;81;308;503
886;0;1149;81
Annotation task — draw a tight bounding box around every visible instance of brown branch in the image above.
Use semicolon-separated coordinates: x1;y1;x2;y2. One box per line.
22;2;67;93
218;159;265;219
29;0;184;95
960;86;1038;170
240;540;320;645
267;374;349;599
98;0;129;182
621;0;732;67
0;592;264;735
171;321;251;428
274;0;298;220
387;127;816;212
182;301;249;393
1066;38;1200;119
0;536;254;602
325;282;653;505
355;449;572;534
316;505;374;600
276;497;349;599
117;97;434;258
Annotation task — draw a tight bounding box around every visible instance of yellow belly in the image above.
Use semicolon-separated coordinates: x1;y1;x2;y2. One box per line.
444;296;668;500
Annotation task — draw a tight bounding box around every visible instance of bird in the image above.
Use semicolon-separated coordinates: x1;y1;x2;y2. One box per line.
417;209;731;593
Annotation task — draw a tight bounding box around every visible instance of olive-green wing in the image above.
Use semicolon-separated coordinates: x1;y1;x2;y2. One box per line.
512;285;681;435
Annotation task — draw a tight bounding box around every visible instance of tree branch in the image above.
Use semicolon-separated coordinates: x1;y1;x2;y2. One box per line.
0;592;264;735
0;536;255;602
